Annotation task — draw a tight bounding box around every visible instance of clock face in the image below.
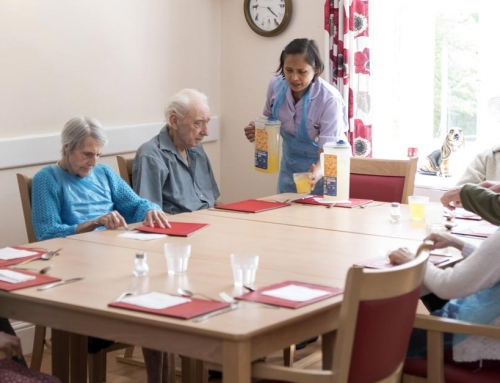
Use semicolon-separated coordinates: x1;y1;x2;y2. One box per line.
244;0;292;37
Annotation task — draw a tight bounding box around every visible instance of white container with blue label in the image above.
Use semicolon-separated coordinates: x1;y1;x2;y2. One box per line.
322;140;351;201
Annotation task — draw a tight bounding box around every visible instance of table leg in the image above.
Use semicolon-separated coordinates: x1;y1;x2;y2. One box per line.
222;341;251;383
181;357;204;383
51;329;70;383
69;333;87;383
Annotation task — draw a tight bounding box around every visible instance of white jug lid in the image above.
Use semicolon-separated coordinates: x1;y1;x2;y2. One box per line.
324;140;351;149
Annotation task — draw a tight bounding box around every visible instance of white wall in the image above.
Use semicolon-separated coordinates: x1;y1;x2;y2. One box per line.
220;0;328;202
0;0;221;247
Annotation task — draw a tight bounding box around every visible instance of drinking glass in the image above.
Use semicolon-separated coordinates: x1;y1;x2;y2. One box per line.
164;243;191;275
230;254;259;287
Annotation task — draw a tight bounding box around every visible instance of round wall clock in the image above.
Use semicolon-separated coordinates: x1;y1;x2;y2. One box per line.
244;0;293;37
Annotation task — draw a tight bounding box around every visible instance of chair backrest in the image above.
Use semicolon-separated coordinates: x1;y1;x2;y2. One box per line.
350;157;418;204
116;155;134;186
252;245;429;383
331;245;429;383
16;173;36;243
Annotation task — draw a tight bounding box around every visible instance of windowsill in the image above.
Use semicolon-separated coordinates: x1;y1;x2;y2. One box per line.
414;172;458;191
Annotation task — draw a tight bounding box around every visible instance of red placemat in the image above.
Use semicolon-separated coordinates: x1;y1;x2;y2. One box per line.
234;281;343;309
0;269;61;292
292;195;373;208
109;296;230;319
214;199;291;213
135;222;209;237
0;247;48;267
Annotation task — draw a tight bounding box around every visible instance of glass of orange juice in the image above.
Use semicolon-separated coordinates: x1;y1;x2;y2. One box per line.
293;172;312;193
408;196;429;221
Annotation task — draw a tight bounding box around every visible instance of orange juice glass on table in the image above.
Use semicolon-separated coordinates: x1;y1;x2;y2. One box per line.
293;172;312;193
408;196;429;221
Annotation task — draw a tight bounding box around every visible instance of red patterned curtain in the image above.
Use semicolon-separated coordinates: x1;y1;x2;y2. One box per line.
325;0;372;157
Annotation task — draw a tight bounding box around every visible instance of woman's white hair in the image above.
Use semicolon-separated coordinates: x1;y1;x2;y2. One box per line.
164;89;209;127
61;116;108;155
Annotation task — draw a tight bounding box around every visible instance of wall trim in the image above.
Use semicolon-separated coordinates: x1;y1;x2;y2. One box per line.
0;117;219;170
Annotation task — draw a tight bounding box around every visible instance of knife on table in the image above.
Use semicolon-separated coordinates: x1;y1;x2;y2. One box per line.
37;277;86;291
192;303;239;322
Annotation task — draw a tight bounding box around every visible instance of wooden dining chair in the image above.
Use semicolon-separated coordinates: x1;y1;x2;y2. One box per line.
251;245;430;383
402;314;500;383
116;155;134;186
16;173;134;382
350;157;418;204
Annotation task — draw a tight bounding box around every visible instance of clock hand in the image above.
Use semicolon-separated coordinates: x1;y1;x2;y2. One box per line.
267;7;278;17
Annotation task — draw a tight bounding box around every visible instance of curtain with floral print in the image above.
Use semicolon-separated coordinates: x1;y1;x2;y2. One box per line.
325;0;372;157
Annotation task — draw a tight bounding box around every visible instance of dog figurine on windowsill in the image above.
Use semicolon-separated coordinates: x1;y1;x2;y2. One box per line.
418;127;465;177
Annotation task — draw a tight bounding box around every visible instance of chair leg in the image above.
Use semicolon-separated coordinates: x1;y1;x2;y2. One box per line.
123;345;134;358
30;325;47;371
283;345;295;367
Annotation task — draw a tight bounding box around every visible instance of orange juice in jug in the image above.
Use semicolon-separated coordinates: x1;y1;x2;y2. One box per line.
254;117;281;174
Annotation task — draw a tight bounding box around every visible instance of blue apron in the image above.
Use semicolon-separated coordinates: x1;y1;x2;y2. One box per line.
271;77;322;194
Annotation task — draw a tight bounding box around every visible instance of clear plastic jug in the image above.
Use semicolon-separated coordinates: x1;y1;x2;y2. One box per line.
254;117;281;174
322;140;351;201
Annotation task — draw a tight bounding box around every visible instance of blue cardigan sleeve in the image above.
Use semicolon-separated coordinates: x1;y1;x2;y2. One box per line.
102;165;161;223
31;167;78;241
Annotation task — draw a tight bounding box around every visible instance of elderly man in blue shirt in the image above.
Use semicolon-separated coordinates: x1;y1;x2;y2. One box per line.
133;88;220;214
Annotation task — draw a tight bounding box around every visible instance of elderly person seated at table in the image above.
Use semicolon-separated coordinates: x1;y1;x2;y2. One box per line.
31;116;170;383
389;183;500;366
441;181;500;225
456;145;500;185
132;88;220;214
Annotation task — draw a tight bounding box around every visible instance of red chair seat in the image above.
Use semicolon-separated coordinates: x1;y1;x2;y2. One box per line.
404;358;500;383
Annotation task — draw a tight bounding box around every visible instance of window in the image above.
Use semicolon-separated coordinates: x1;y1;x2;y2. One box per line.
371;0;500;186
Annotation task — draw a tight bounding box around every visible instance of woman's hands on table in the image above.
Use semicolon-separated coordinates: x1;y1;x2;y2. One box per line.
389;233;465;265
144;210;170;228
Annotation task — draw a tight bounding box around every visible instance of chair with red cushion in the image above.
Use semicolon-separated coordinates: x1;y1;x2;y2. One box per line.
350;157;418;204
251;244;430;383
402;314;500;383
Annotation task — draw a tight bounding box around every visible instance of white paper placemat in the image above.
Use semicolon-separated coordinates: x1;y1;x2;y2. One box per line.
121;292;190;309
117;232;167;241
0;269;36;284
0;247;39;260
262;284;330;302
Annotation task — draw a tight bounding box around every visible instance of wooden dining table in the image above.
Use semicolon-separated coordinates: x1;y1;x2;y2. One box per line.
0;194;469;383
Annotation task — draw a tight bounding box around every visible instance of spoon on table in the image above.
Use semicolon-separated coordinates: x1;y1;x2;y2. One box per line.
13;265;53;274
177;288;220;302
16;248;62;265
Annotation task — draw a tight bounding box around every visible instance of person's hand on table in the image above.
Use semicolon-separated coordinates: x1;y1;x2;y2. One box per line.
388;248;414;265
244;121;255;143
479;181;500;193
0;332;22;359
440;186;463;210
308;163;323;190
96;211;128;230
425;232;465;252
144;209;171;228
